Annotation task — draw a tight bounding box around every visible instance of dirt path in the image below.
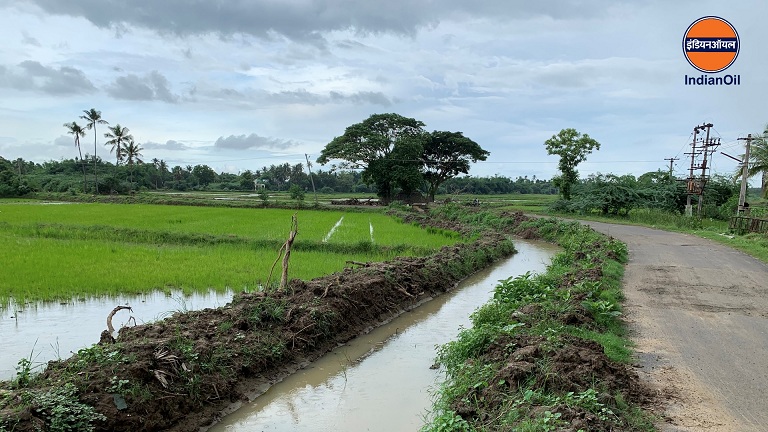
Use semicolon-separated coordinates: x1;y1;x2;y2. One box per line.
584;222;768;431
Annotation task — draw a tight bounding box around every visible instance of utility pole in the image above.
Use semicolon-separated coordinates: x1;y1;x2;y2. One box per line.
697;125;718;216
684;123;716;217
685;125;701;216
664;157;679;179
304;154;318;206
737;134;753;214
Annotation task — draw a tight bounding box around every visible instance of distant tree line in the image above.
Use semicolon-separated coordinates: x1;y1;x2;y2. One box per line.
0;155;558;198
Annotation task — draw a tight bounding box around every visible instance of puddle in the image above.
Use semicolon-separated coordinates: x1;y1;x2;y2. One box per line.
0;290;234;380
209;240;560;432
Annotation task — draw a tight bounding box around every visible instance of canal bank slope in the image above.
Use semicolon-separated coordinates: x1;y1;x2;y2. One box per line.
585;221;768;431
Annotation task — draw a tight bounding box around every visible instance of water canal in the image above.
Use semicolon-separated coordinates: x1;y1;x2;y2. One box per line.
209;240;559;432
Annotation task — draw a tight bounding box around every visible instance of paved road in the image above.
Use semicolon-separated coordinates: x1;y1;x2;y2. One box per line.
585;222;768;432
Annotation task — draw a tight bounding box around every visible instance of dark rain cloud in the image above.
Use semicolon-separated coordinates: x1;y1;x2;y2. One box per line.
0;61;97;95
9;0;621;42
214;133;296;150
106;70;179;103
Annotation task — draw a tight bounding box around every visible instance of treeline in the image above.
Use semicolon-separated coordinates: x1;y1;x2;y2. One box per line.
0;156;555;197
555;170;741;221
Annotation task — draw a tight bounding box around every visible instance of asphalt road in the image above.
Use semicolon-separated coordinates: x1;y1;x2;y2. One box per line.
584;222;768;432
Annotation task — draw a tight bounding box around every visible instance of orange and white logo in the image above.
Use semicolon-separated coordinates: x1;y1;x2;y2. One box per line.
683;16;739;73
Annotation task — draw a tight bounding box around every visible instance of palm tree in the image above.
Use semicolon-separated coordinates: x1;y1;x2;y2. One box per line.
158;160;168;188
80;109;109;194
123;139;144;187
104;124;133;172
64;121;88;193
735;125;768;199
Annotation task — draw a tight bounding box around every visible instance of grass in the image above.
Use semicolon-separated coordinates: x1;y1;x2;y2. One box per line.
545;207;768;265
421;214;656;432
0;201;460;306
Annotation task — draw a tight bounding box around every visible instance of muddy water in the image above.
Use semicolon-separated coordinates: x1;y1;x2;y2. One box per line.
0;290;233;380
209;240;559;432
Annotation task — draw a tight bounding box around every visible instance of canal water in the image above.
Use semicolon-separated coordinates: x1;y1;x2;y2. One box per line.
208;240;559;432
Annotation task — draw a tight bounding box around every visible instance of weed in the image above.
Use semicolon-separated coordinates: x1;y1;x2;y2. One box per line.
32;383;106;432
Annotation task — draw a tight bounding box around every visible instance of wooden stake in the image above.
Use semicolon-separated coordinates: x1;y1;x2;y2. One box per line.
280;214;298;291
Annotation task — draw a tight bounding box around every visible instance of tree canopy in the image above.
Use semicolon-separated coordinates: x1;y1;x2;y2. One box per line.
423;131;489;201
317;113;488;203
544;128;601;200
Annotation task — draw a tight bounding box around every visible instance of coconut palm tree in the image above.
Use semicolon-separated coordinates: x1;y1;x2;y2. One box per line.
158;159;168;188
735;125;768;199
104;124;133;172
64;121;88;193
749;135;768;198
80;108;109;194
123;139;144;187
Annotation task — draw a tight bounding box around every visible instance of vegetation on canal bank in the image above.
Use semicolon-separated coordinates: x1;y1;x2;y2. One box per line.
422;215;656;432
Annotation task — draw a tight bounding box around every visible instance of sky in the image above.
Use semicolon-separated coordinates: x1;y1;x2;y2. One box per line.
0;0;766;181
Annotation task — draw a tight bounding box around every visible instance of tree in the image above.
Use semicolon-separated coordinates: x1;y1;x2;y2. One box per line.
317;113;426;203
544;128;601;200
80;108;109;194
288;184;305;207
192;164;216;186
240;170;255;191
745;125;768;198
64;121;88;193
423;131;489;202
123;139;144;186
104;124;133;171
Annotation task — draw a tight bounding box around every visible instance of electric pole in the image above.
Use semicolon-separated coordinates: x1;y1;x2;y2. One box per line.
684;123;715;217
664;157;679;179
697;125;718;216
737;134;753;214
685;125;701;215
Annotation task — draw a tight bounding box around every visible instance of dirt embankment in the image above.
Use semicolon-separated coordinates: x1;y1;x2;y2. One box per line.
0;215;515;432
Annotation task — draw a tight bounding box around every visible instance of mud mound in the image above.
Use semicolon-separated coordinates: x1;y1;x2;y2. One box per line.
451;334;652;431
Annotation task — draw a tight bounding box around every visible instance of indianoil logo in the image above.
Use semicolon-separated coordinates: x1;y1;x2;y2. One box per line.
683;16;740;85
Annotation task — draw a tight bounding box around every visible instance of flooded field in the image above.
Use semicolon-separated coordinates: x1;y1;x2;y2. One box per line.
0;290;233;379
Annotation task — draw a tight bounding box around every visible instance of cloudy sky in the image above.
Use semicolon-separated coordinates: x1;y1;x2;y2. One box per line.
0;0;766;180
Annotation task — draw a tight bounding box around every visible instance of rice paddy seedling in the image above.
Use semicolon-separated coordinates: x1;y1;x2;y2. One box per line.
0;201;460;306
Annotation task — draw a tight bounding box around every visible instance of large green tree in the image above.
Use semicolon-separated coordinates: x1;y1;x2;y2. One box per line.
80;108;109;194
317;113;426;203
544;128;601;200
64;121;88;192
423;131;489;202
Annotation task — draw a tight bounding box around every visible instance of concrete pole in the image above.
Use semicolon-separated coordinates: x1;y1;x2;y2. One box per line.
737;134;752;214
